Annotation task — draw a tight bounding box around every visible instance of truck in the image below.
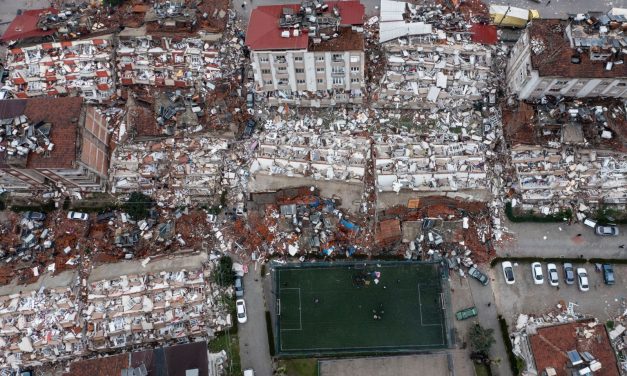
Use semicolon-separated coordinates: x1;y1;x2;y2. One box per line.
490;5;540;28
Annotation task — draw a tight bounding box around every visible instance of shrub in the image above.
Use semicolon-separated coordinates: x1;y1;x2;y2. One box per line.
498;315;521;376
505;202;571;223
214;256;235;287
122;192;154;220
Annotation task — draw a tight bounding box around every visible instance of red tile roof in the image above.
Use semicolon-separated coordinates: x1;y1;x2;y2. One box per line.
1;8;57;42
246;1;365;51
0;97;83;170
529;321;620;376
470;23;497;45
529;19;627;78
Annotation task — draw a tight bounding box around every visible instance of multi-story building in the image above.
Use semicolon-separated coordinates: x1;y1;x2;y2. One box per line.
245;0;366;107
506;14;627;100
5;36;115;102
0;97;110;192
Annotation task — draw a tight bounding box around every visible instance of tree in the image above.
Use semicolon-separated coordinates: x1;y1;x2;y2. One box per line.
123;192;154;220
214;256;235;287
469;324;496;356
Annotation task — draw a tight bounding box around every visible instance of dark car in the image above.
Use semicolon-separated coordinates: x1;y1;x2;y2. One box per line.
96;211;115;222
23;211;46;221
468;266;489;286
602;264;615;285
243;119;256;138
563;263;575;285
235;276;244;297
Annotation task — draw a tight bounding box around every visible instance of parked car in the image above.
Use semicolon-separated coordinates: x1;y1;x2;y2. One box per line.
67;211;89;221
96;211;115;222
246;92;254;109
23;211;46;221
547;263;559;287
468;266;489;286
243;369;255;376
236;299;247;324
243;119;256;138
576;268;589;292
531;262;544;285
502;261;515;284
595;224;619;236
563;263;575;285
235;276;244;297
602;264;615;285
455;306;478;320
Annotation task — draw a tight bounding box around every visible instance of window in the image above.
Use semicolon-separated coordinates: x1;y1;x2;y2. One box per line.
274;55;287;64
351;78;360;84
350;55;360;63
555;80;569;85
294;56;303;62
261;69;271;75
332;54;343;61
259;56;269;63
295;68;304;73
264;80;273;85
297;79;305;84
616;82;627;87
332;66;345;74
316;67;324;73
350;66;360;72
317;79;324;84
316;55;325;61
277;66;287;72
332;77;344;85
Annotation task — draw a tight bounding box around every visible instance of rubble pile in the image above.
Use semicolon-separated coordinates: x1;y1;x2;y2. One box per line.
608;309;627;373
504;99;627;212
35;4;118;39
110;137;229;204
251;132;370;182
117;35;220;90
374;3;498;110
0;288;81;368
5;37;115;102
0;115;53;167
0;263;232;369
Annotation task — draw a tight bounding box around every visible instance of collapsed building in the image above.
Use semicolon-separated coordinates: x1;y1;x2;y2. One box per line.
0;265;231;370
0;97;110;192
374;0;497;109
109;137;230;205
507;10;627;100
504;99;627;210
246;0;366;107
5;36;115;102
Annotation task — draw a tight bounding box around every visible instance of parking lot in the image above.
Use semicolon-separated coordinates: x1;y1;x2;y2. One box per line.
491;262;627;325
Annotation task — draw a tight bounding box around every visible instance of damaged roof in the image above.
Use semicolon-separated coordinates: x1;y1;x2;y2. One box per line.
246;1;365;51
529;19;627;78
0;97;82;169
1;8;57;42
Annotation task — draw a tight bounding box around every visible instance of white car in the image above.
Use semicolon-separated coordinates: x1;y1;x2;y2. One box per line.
67;211;89;221
244;369;255;376
547;263;559;287
502;261;515;284
576;268;589;292
531;262;544;285
236;299;247;324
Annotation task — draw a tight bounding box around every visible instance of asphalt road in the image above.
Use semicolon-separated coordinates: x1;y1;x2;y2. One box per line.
0;0;52;35
237;263;273;376
487;0;627;19
499;220;627;259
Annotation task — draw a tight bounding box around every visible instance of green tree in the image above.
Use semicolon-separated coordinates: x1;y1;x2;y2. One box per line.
214;256;235;287
469;324;496;355
123;192;153;220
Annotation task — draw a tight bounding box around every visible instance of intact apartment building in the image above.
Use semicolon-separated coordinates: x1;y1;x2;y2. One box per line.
506;14;627;100
245;0;366;107
0;97;110;192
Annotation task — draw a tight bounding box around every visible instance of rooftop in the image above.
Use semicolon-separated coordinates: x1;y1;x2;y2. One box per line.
0;8;57;42
529;18;627;78
246;1;365;51
0;97;82;169
529;321;620;376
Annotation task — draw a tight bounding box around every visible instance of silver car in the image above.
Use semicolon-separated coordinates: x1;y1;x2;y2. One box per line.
595;225;619;236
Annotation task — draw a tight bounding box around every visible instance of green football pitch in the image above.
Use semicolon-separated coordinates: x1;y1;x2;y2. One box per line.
273;261;449;355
